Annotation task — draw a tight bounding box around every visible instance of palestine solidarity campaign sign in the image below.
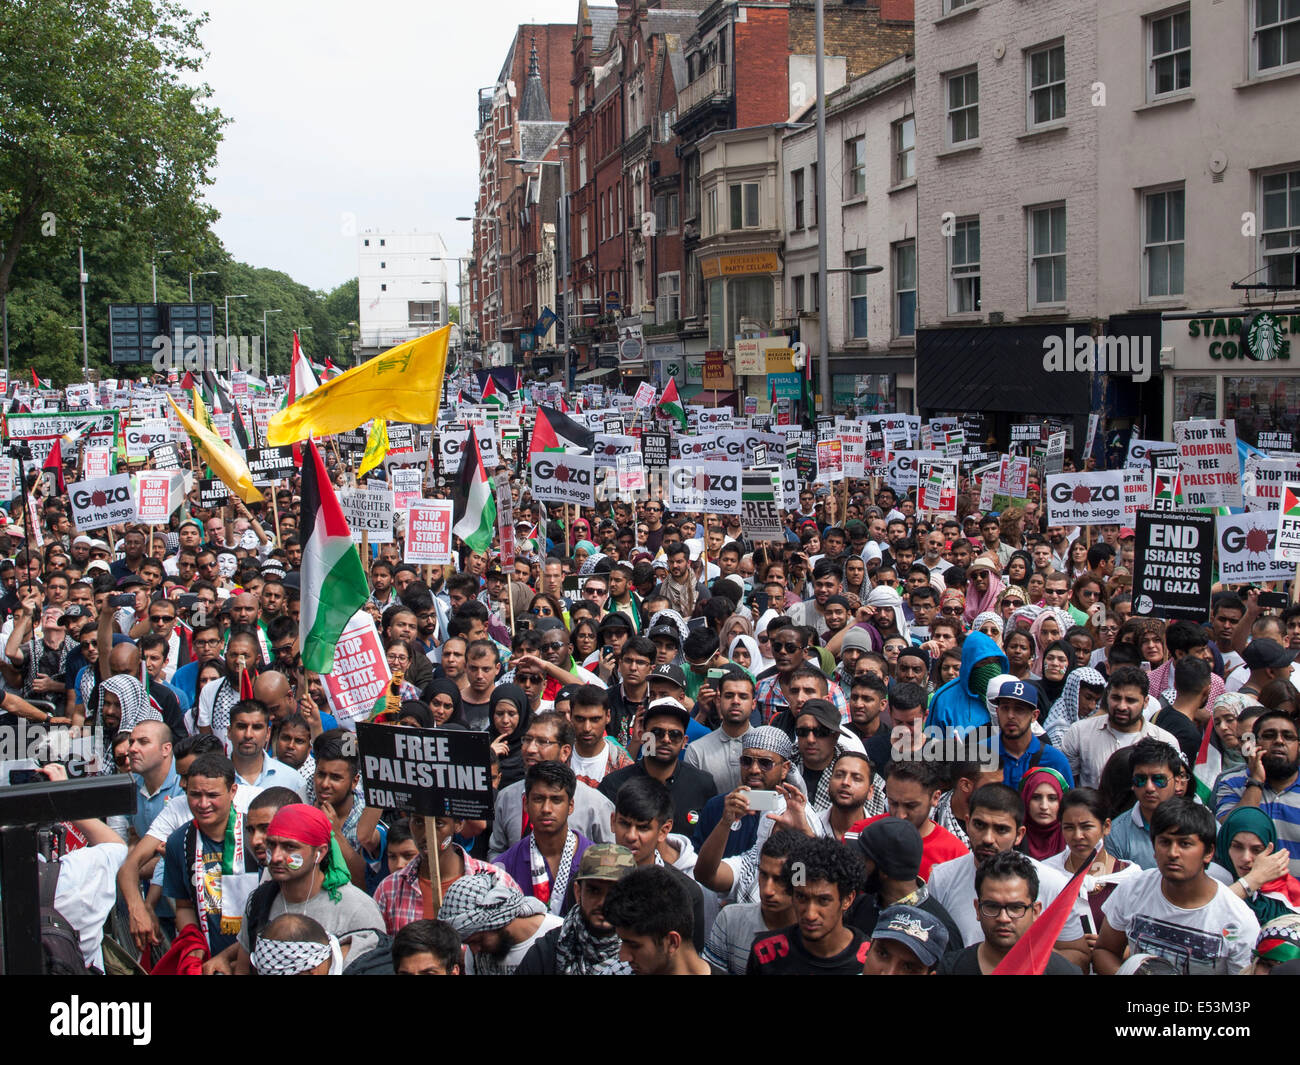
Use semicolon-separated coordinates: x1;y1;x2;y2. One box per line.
1131;510;1214;621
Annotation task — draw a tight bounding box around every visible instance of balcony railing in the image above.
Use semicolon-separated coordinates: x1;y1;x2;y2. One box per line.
678;64;729;115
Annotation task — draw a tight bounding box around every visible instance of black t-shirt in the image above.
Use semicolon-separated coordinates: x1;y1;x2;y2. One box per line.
938;944;1081;975
461;699;490;731
1154;706;1202;767
746;924;868;975
598;761;718;840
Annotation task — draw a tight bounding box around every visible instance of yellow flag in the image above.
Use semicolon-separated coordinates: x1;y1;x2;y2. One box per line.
193;387;216;435
167;395;264;504
266;326;449;446
357;418;389;479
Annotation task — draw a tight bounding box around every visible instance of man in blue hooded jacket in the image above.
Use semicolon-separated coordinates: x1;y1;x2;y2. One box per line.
925;632;1007;737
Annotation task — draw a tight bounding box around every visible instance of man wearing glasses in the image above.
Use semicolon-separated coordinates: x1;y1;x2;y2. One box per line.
168;622;225;710
642;502;666;554
938;850;1081;974
149;599;192;677
597;698;717;840
1216;710;1300;876
1104;738;1181;870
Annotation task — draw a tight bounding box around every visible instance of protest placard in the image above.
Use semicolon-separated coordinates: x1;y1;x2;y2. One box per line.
245;446;296;486
406;499;454;564
1173;419;1242;509
1131;510;1214;621
530;453;597;507
199;478;230;510
340;488;395;544
1217;511;1294;583
321;612;391;722
668;460;743;515
356;722;494;819
741;472;784;542
1046;471;1125;526
390;467;425;512
68;475;136;531
135;471;185;524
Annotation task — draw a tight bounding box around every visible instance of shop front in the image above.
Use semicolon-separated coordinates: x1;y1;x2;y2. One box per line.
1161;309;1300;445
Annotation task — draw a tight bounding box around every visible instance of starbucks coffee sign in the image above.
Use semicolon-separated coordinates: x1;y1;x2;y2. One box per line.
1186;312;1294;361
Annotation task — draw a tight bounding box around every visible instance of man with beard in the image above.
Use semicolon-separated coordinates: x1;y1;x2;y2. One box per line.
747;836;869;975
854;760;969;880
603;865;714;975
227;700;307;799
1216;710;1300;875
818;751;886;840
514;843;637;974
756;621;848;723
683;667;754;794
1058;666;1177;789
694;726;798;860
703;830;800;974
439;872;563;975
654;542;710;617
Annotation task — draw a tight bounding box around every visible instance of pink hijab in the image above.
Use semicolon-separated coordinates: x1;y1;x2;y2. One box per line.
963;562;1006;624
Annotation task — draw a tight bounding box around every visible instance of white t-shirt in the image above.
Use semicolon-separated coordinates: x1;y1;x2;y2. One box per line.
927;850;1089;948
1101;867;1259;975
570;746;610;783
464;913;563;974
52;842;129;971
145;785;263;843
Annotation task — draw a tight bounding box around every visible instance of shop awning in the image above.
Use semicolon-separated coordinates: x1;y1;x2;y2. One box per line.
574;366;618;381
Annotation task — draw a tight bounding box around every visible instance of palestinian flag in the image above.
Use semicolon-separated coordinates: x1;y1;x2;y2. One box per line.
299;438;370;674
481;374;505;407
42;438;66;494
1285;485;1300;519
30;369;52;390
284;332;321;465
202;371;252;451
452;433;496;553
1193;716;1222;807
658;377;687;431
531;405;595;456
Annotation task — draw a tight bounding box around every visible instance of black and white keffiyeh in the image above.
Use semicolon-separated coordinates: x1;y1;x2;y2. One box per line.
251;934;342;975
438;872;525;936
553;905;631;975
529;829;578;915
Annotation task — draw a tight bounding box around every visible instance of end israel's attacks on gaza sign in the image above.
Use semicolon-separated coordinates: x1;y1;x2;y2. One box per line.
530;452;597;507
357;722;494;819
1046;471;1125;526
1131;510;1214;622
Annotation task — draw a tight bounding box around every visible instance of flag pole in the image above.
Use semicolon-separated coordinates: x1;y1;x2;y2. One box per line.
424;815;444;909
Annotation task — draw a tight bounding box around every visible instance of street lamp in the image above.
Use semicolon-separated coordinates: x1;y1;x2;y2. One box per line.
152;249;174;303
189;270;218;301
262;308;282;375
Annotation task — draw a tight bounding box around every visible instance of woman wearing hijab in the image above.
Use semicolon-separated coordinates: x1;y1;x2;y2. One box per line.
1003;550;1033;590
1042;666;1107;746
569;518;592;552
1034;638;1077;713
963;557;1005;625
1018;767;1068;860
420;678;470;729
728;634;770;677
1215;807;1300;926
1028;608;1072;674
719;612;754;651
572;540;598;567
487;684;531;789
970;611;1003;645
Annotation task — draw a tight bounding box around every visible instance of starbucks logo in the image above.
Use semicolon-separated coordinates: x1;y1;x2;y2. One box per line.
1245;312;1290;362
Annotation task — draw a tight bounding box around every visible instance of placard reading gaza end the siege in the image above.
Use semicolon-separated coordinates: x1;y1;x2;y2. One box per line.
1046;471;1125;526
668;460;743;515
530;452;597;507
1217;511;1295;583
357;722;494;819
1131;510;1215;622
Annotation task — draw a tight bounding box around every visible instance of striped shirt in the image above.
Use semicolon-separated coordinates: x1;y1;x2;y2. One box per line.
1213;772;1300;877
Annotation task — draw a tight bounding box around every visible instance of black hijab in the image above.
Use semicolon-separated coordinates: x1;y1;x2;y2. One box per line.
489;684;532;788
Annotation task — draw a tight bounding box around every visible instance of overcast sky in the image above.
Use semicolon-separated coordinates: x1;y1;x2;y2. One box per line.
194;0;577;294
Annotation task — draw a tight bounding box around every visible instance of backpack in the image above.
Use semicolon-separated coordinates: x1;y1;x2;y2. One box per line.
38;860;92;975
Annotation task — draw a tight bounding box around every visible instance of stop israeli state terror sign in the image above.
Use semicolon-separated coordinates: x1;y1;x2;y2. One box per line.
1131;510;1214;621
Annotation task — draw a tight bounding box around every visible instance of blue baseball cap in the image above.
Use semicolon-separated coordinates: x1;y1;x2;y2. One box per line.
995;678;1039;709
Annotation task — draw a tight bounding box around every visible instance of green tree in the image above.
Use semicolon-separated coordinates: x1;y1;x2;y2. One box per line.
0;0;225;342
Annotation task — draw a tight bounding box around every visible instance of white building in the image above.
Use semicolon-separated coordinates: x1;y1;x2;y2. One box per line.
782;55;917;415
357;230;450;354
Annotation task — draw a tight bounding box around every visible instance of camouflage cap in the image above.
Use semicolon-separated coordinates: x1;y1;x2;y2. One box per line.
575;843;636;883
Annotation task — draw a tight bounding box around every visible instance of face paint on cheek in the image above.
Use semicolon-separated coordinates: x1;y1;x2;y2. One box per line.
285;852;305;871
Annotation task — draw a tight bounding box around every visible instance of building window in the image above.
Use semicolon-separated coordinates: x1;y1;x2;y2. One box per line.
893;117;915;183
728;276;773;342
1254;0;1300;75
660;109;676;142
946;68;980;146
1144;187;1185;299
810;163;819;226
380;284;387;292
580;213;589;257
1148;7;1191;98
1261;167;1300;288
894;241;916;337
1027;43;1066;127
379;239;386;246
709;279;725;348
656;272;680;322
655;192;679;232
792;168;805;230
363;239;370;247
684;154;699;218
846;136;866;198
848;251;870;339
729;182;759;229
1226;376;1300;444
1029;204;1067;307
578;145;588;187
408;300;435;324
380;261;386;269
706;187;719;235
944;0;974;10
948;217;981;314
793;274;805;314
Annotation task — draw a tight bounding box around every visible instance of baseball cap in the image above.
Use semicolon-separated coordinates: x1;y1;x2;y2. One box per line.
649;663;687;690
58;604;94;626
795;697;840;733
85;560;111;575
648;624;682;647
116;574;145;588
1118;527;1136;540
856;818;924;880
1243;638;1298;671
576;843;636;883
845;520;868;538
870;904;949;969
994;678;1039;709
644;697;691;728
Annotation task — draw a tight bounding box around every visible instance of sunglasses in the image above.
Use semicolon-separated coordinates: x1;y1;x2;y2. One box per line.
940;607;964;616
770;641;802;654
648;727;684;743
739;755;778;771
515;673;544;684
795;725;833;739
1132;773;1170;789
150;615;175;623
